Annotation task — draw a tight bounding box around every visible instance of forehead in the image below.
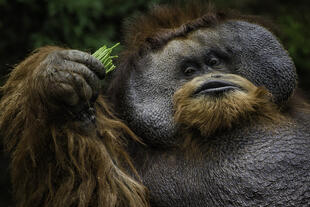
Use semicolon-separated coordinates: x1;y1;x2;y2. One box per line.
149;20;273;60
150;27;221;61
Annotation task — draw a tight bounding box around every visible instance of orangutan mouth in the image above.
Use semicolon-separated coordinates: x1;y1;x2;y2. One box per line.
194;80;242;96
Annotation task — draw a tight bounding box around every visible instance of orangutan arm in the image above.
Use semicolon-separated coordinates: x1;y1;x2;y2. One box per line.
0;46;107;205
0;46;148;207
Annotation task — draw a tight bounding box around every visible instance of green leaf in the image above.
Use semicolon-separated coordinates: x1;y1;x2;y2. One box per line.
92;43;120;74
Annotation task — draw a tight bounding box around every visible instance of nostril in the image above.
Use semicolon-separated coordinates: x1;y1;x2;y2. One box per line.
211;74;222;78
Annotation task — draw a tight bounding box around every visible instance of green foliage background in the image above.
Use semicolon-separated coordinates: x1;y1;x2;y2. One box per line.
0;1;309;206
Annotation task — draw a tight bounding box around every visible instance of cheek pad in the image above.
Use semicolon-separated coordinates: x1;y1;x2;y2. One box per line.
120;71;178;146
219;21;297;104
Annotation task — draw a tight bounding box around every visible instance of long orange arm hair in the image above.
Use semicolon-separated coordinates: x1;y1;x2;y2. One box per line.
0;46;148;207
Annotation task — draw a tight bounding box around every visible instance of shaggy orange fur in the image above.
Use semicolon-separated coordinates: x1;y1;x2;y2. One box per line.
173;73;284;137
0;47;149;207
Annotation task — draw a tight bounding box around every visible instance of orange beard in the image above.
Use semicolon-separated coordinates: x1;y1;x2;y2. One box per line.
173;73;283;137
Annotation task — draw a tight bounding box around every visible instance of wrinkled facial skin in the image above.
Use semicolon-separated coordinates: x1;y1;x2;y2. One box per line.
119;20;296;146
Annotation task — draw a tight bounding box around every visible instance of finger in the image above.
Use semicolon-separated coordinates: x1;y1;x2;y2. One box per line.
50;82;80;106
52;70;97;103
70;72;93;101
50;60;101;95
58;49;106;79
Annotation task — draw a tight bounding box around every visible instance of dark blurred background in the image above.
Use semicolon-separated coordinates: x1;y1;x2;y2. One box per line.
0;0;309;206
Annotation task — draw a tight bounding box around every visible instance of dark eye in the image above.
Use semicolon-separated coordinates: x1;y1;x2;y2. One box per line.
207;57;221;67
183;67;197;76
